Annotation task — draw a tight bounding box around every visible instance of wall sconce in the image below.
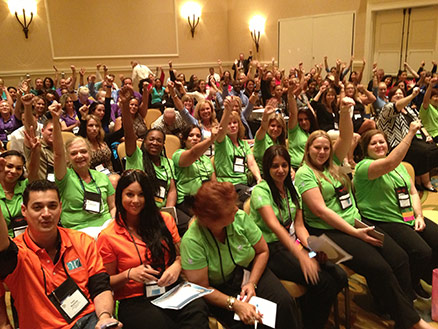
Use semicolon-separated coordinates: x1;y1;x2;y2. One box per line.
181;2;202;38
249;15;266;52
8;0;37;39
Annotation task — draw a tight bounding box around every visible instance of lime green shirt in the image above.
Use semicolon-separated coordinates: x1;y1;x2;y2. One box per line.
253;134;277;174
126;146;175;208
353;158;414;226
172;149;215;204
420;103;438;138
288;125;309;168
214;136;252;185
250;180;301;243
56;168;115;230
0;179;28;237
295;163;359;229
181;210;262;285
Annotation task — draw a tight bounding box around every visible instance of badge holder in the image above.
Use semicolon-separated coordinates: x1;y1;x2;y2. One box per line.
47;165;55;182
145;281;166;298
154;179;167;204
48;276;90;323
83;191;102;214
395;186;414;222
335;186;352;210
233;156;245;174
95;164;111;176
9;216;27;238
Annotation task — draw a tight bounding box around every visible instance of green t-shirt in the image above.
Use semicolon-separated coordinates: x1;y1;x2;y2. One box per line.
181;210;262;285
420;103;438;138
353;158;414;226
250;180;301;243
288;125;309;168
214;136;252;185
172;149;215;204
0;179;28;237
56;168;115;230
295;163;359;229
126;146;175;208
253;134;277;174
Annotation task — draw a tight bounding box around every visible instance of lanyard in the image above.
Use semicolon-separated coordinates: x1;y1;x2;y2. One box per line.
232;139;245;158
74;170;101;195
278;190;293;225
207;227;237;283
194;158;210;182
388;168;408;190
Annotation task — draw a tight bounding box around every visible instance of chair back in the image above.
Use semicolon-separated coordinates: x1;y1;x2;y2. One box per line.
144;109;162;129
164;134;181;159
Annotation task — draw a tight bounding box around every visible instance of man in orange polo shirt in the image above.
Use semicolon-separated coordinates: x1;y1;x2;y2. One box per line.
0;180;122;329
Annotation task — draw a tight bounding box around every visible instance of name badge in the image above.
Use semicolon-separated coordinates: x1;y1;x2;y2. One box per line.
72;126;80;135
83;191;102;214
353;113;362;120
48;276;90;323
154;179;167;203
47;173;55;182
233;156;245;174
145;282;166;298
204;146;213;157
395;186;411;209
13;225;27;238
335;185;352;210
95;164;111;176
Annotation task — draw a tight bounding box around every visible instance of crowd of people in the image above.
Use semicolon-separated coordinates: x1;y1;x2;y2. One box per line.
0;53;437;329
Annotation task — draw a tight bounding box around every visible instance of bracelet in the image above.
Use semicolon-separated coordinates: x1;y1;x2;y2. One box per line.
226;296;236;311
401;140;411;146
127;268;132;280
98;311;113;320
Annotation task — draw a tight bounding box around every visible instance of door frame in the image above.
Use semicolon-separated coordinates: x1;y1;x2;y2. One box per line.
364;0;437;82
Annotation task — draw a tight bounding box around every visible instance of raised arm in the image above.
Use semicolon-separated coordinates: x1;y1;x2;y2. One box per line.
333;97;355;161
216;97;233;143
255;104;275;141
288;83;299;130
53;65;59;88
70;65;77;90
395;87;420;111
0;192;10;252
119;86;137;156
21;93;36;133
138;81;150;119
357;84;376;105
79;67;85;87
50;101;67;181
355;59;366;85
367;121;420;180
178;126;219;167
422;77;438;109
324;56;330;73
23;127;41;182
404;62;420;80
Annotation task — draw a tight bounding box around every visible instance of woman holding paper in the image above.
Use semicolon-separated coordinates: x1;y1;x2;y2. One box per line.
250;144;347;329
97;170;209;329
181;181;298;329
295;97;432;329
354;123;438;299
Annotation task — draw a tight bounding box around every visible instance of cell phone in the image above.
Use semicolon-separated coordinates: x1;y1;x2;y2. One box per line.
100;320;119;329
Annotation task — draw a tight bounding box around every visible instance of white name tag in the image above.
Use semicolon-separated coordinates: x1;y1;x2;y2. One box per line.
47;173;55;182
72;127;80;134
60;289;89;319
84;199;101;213
95;164;111;176
146;283;166;298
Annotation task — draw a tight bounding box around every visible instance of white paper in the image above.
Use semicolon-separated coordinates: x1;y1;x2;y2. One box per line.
233;296;277;328
151;282;213;310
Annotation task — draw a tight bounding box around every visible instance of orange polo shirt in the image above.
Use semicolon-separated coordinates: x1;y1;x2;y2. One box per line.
4;227;106;329
97;212;180;300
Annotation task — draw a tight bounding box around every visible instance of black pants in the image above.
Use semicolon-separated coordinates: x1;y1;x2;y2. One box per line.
365;217;438;286
118;295;209;329
404;138;438;175
267;241;347;329
176;199;194;237
307;226;420;329
209;267;299;329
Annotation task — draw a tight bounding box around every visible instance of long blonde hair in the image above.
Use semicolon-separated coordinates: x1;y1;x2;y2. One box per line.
193;100;218;126
303;130;350;188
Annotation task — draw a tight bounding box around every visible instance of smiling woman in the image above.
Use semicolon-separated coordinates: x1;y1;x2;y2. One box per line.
50;101;115;236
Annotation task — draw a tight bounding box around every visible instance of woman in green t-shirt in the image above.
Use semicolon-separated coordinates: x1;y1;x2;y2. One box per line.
295;97;432;329
172;124;217;235
253;102;286;174
51;101;116;236
287;87;318;171
181;181;298;329
354;121;438;299
214;97;262;204
250;145;346;329
120;86;177;210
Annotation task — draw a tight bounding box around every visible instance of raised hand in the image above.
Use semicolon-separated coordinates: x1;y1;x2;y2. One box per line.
412;87;420;97
340;97;356;112
409;120;421;134
119;86;134;104
53;65;58;72
79;67;86;76
21;93;34;107
48;101;63;119
24;126;41;152
70;65;76;73
78;104;89;118
249;92;259;105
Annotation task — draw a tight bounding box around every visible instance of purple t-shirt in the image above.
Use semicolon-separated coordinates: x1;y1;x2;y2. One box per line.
61;111;79;127
0;115;22;142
